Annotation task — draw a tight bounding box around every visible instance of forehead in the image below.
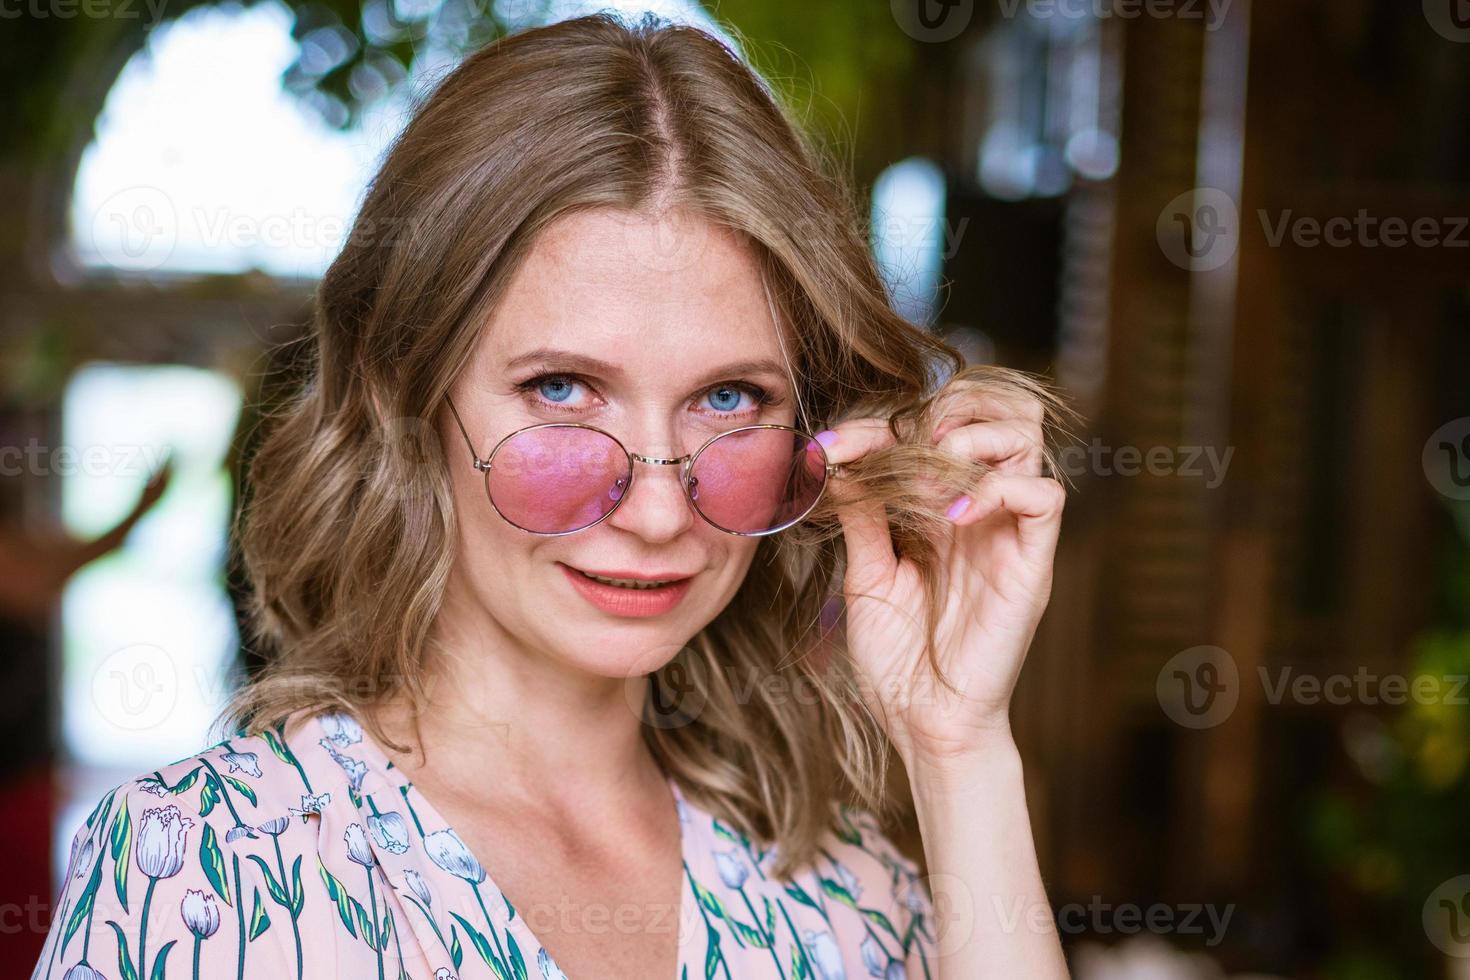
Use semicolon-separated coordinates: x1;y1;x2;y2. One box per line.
477;208;788;378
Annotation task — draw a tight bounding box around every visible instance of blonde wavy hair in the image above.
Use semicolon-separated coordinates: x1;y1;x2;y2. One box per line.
222;10;1075;880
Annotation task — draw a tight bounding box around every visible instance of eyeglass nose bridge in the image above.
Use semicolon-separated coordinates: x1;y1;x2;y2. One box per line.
629;451;689;467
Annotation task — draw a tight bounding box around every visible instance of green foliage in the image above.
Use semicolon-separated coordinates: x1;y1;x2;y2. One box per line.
4;0;920;189
1303;498;1470;975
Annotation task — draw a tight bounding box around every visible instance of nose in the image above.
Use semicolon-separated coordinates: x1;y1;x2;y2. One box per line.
604;445;698;543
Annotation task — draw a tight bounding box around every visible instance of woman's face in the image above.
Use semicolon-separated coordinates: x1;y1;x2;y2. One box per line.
438;206;799;678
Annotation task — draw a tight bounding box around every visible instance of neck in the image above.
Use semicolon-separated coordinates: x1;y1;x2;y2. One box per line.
368;578;669;812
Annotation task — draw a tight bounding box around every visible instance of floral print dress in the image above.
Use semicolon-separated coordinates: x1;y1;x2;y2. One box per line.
32;709;937;980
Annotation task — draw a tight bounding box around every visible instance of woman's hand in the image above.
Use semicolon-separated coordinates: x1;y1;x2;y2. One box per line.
820;389;1066;782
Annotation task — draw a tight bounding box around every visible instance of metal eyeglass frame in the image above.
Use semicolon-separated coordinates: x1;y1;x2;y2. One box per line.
444;394;843;537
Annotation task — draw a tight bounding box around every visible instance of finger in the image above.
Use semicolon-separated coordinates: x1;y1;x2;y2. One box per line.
933;391;1047;437
937;419;1045;476
812;417;894;467
952;473;1066;564
813;419;899;592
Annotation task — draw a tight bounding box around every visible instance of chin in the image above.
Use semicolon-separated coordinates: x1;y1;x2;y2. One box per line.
557;633;692;681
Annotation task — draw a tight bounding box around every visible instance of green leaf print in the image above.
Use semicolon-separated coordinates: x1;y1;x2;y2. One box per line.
289;855;305;915
262;728;295;767
692;878;727;920
350;895;375;946
450;923;464;970
106;918;140;980
62;844;104;953
507;930;527;980
731;918;769;948
170;767;201;796
790;943;810;980
252;855;292;910
448;911;503;976
249;888;272;940
110;805;133;913
380;907;394;952
711;820;740;843
200;822;234;907
223;774;258;806
148;938;177;980
783;881;818;911
86;787;118;832
703;922;722;980
861;906;900;942
833;807;862;847
198;776;220;818
763;895;775;936
818;876;857;908
316;860;357;937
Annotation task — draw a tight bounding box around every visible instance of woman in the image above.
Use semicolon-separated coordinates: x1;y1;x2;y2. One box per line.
34;12;1072;980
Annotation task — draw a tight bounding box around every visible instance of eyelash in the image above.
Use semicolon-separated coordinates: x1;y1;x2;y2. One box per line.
513;371;782;418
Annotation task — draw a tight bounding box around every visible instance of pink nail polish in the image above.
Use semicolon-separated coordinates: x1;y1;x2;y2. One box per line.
946;495;971;521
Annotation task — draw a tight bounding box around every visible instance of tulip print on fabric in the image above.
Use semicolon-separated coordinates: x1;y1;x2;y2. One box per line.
32;709;937;979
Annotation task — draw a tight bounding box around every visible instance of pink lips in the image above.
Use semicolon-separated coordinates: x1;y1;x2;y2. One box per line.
559;564;693;617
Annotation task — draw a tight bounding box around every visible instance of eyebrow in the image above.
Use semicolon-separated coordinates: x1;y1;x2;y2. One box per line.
502;347;793;391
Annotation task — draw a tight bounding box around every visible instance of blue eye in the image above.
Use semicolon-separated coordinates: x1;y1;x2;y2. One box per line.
705;386;746;413
536;377;578;403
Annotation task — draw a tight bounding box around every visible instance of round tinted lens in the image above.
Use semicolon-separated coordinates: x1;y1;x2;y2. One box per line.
485;425;630;534
688;426;828;535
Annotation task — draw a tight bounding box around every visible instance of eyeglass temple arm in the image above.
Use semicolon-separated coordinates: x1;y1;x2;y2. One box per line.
444;395;489;470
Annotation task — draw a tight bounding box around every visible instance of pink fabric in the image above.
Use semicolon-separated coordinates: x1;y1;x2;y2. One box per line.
33;708;937;979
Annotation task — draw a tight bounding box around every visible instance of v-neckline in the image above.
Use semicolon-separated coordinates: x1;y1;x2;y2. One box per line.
341;714;696;980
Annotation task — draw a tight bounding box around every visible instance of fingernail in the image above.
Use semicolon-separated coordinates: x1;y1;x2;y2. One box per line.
814;429;839;448
946;495;971;521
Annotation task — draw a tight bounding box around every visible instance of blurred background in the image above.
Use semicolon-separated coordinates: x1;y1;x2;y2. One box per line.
2;0;1468;976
